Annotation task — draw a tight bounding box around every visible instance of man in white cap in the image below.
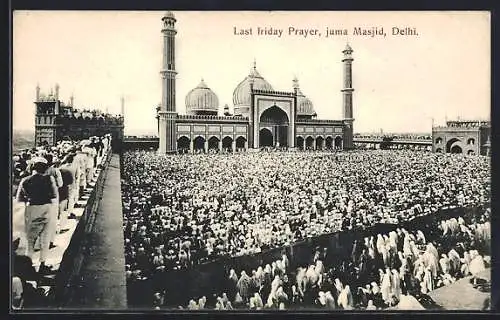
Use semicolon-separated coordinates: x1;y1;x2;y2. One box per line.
16;156;58;275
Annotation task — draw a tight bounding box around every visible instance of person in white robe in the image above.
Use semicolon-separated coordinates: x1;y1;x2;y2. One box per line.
391;269;402;302
337;285;354;310
439;254;451;275
334;278;344;297
381;268;393;305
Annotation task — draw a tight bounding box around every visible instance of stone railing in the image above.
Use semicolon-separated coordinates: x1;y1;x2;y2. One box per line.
53;151;113;307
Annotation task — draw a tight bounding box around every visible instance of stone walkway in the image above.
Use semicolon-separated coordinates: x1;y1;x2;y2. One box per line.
71;154;127;309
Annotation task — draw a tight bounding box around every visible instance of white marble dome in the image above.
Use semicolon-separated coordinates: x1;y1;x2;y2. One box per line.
185;79;219;115
233;63;274;116
296;88;316;116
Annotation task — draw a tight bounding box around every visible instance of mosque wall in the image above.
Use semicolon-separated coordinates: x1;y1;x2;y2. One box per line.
175;122;249;141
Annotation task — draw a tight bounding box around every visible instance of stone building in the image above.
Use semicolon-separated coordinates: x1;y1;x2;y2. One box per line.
156;11;354;153
34;84;124;149
432;120;491;156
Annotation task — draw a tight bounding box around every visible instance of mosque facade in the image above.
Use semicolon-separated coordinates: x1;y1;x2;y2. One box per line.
157;12;355;153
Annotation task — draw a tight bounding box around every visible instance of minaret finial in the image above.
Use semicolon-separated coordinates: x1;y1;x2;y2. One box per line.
292;75;300;90
36;83;40;101
253;58;256;70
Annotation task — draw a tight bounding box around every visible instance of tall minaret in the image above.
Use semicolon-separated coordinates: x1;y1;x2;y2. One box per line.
158;11;178;154
341;43;354;149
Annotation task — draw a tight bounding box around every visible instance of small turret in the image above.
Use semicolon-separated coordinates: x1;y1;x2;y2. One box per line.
223;104;231;116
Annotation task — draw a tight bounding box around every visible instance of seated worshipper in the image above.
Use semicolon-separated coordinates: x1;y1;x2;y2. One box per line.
469;250;486;285
16;157;58;275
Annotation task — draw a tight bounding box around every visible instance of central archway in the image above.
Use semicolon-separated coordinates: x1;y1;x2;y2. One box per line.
446;138;461;153
259;105;289;148
259;128;273;147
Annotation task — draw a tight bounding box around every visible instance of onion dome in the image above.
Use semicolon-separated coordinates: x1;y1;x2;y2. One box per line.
297;90;315;116
232;61;274;116
185;79;219;115
293;77;316;117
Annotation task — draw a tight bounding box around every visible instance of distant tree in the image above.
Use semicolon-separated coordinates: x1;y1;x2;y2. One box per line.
380;136;393;150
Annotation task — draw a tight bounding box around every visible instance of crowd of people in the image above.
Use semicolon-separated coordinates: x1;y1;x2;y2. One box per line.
120;149;490;309
176;209;490;310
11;134;111;308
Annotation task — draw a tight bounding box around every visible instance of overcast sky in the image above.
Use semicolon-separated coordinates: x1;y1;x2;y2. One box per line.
13;11;490;135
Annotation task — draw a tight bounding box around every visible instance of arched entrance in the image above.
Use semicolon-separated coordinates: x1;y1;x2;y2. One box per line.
467;150;475;155
450;145;463;154
446;138;461;153
334;136;343;150
316;136;325;150
296;136;305;150
222;136;233;152
325;136;333;150
259;128;273;147
305;136;314;150
177;136;190;152
193;136;206;152
259;105;289;148
236;136;246;151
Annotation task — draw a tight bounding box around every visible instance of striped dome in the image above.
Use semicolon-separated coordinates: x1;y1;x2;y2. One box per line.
185;79;219;115
296;88;316;116
233;63;274;116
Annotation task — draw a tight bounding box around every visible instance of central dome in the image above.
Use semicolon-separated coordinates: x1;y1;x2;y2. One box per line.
185;79;219;115
232;62;274;117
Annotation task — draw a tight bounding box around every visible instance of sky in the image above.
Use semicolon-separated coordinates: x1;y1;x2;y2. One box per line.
13;11;490;135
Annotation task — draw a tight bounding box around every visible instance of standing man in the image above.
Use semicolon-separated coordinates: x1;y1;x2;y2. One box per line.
82;140;97;189
44;153;63;249
16;157;58;275
57;155;76;233
74;146;88;198
60;153;80;223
